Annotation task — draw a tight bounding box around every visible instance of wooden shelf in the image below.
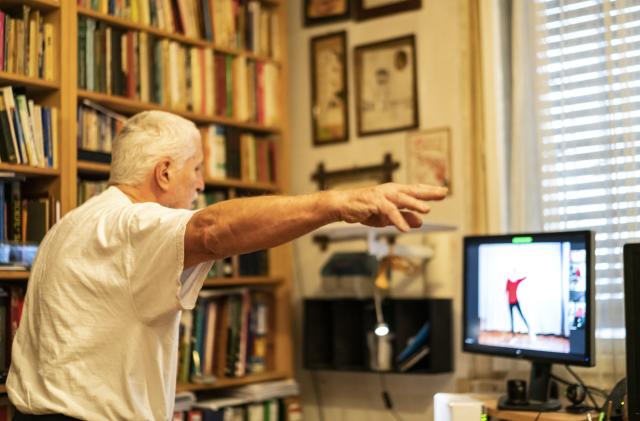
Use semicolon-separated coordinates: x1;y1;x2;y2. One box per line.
0;163;59;177
2;0;60;10
0;271;30;281
77;7;280;66
203;276;283;288
77;160;110;175
78;90;282;134
176;371;287;393
0;71;58;92
76;160;278;192
205;177;279;192
481;397;597;420
313;221;457;242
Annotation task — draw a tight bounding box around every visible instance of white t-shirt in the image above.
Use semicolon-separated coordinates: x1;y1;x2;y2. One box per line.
7;186;213;420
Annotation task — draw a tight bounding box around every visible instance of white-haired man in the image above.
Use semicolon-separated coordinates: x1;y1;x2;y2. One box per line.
7;111;447;420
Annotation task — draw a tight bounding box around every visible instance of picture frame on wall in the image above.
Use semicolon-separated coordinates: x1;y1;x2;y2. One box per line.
354;0;421;21
354;35;418;137
406;127;452;193
310;31;349;146
304;0;352;27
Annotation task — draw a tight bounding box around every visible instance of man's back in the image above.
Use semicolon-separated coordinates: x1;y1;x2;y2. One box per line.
7;187;211;421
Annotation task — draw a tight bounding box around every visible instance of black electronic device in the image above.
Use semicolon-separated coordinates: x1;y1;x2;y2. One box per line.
624;244;640;421
564;384;590;414
506;379;528;405
463;231;596;411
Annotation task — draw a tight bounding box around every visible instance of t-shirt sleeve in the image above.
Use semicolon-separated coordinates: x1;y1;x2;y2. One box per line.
124;203;212;322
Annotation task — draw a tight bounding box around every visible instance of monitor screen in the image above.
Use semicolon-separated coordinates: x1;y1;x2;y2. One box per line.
463;231;595;366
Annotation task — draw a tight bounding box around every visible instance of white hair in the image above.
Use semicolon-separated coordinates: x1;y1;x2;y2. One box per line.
109;111;200;186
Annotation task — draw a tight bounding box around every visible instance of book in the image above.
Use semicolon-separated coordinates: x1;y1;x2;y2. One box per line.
25;198;49;243
397;344;430;372
395;322;430;363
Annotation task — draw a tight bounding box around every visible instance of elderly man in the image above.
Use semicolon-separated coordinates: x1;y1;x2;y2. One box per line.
7;111;447;420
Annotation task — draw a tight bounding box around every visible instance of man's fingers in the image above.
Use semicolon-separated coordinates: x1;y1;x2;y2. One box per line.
398;184;448;200
393;192;432;213
401;211;423;228
382;201;410;232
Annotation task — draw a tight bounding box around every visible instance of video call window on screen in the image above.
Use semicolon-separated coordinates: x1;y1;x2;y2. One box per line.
463;231;594;366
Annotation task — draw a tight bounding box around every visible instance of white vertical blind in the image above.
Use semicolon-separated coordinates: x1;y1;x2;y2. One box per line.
532;0;639;380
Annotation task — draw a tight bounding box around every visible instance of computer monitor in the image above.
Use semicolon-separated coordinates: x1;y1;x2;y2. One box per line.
623;243;640;421
463;231;595;410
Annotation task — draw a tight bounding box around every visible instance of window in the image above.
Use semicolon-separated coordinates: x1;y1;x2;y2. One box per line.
530;0;638;378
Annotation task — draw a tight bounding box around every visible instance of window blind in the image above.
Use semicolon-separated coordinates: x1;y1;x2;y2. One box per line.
533;0;638;378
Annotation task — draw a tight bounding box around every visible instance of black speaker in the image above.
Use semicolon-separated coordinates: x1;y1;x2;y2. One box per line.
624;243;640;421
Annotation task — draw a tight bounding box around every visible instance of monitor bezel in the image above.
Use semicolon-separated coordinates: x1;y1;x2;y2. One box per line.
462;230;596;367
624;243;640;419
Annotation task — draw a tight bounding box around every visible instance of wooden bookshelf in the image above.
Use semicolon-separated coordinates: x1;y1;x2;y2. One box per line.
0;0;294;403
176;371;287;393
0;271;30;281
203;276;284;288
0;163;60;177
77;160;110;175
2;0;60;10
76;6;280;65
205;177;279;192
0;71;58;92
76;160;279;192
78;90;281;134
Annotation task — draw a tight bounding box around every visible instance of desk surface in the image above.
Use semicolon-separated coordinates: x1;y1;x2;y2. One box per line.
483;398;598;421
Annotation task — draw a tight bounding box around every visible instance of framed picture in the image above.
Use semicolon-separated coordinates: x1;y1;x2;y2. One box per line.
354;35;418;137
354;0;421;21
406;127;452;193
304;0;351;26
310;31;349;146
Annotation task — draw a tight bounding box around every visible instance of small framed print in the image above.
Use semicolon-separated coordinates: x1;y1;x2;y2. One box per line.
304;0;351;27
310;31;349;146
354;35;418;137
354;0;421;21
406;127;452;193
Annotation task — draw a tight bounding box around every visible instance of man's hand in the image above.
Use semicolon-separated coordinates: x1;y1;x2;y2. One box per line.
332;183;448;232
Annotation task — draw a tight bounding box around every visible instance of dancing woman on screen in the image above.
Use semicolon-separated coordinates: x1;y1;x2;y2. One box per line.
506;276;530;335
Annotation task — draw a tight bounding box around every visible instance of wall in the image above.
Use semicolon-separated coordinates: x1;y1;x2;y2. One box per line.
286;1;477;420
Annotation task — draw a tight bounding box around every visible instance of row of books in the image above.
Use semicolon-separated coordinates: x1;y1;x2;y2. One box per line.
78;180;108;205
77;99;126;153
177;288;271;383
203;126;278;183
77;0;281;58
0;286;25;378
0;180;52;244
0;87;58;168
78;17;280;125
0;6;55;81
174;393;301;421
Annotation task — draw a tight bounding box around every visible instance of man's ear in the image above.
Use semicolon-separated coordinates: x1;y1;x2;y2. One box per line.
154;159;172;192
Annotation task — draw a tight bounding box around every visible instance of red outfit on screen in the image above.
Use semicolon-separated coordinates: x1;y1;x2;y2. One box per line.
506;277;526;304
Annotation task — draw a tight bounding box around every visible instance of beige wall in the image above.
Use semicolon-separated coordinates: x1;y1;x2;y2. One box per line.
286;1;479;420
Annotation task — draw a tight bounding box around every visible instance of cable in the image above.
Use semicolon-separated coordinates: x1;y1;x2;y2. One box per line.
378;373;406;421
310;371;326;421
565;365;600;410
533;411;542;421
550;374;608;399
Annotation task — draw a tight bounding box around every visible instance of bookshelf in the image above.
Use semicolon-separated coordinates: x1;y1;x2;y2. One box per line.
78;89;282;133
0;0;294;403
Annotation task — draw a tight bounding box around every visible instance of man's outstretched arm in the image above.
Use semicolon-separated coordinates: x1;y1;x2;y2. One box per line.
184;183;447;268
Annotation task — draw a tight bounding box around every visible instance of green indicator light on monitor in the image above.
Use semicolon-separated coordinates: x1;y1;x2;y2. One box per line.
512;236;533;244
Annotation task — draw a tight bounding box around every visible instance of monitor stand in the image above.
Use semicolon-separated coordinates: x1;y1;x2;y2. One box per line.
498;362;562;411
